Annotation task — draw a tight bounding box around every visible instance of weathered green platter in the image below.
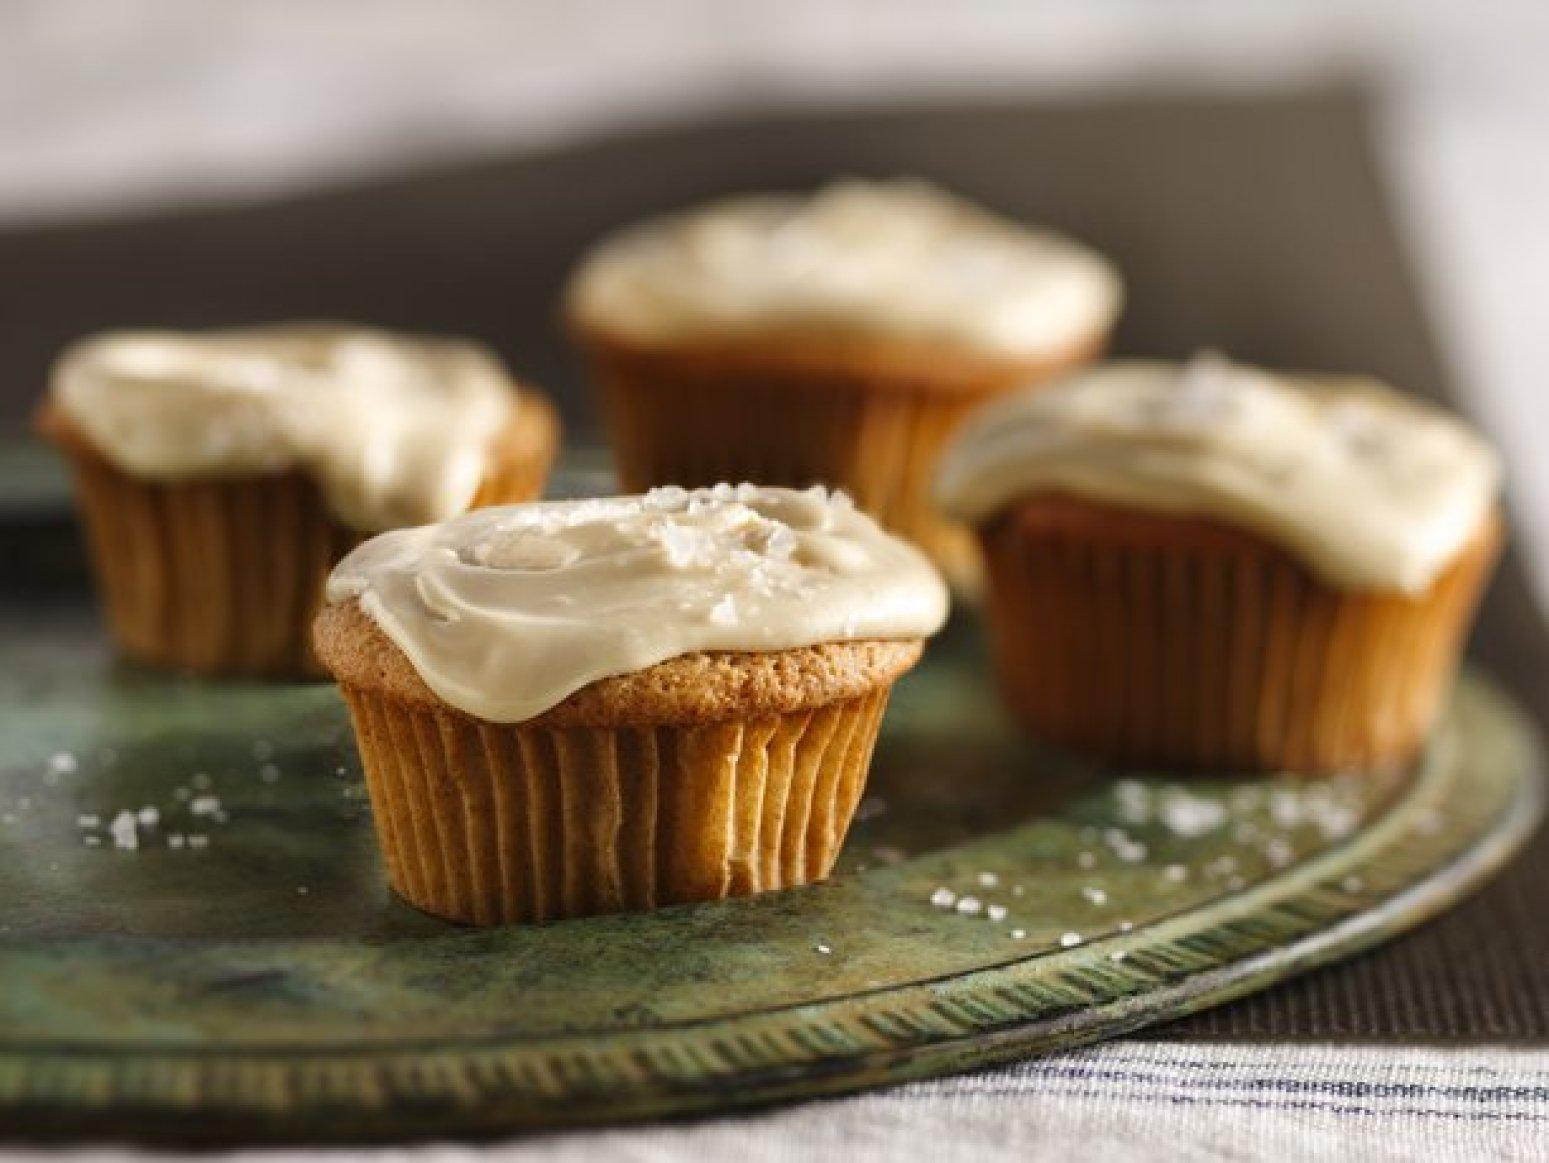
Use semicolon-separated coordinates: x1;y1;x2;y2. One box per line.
0;615;1539;1142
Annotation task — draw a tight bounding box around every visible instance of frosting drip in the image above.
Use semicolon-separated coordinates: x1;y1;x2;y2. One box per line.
935;354;1500;593
51;324;516;531
326;484;950;723
567;178;1122;358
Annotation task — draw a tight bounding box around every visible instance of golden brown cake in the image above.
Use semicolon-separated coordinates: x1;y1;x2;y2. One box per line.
38;325;559;677
565;179;1121;588
937;354;1503;773
314;484;948;924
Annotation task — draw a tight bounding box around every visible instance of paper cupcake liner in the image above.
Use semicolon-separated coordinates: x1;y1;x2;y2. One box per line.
978;499;1502;773
44;403;556;678
338;685;894;925
64;448;355;677
578;333;1101;591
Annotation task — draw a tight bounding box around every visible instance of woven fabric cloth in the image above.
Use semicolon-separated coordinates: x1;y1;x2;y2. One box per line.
478;1042;1549;1162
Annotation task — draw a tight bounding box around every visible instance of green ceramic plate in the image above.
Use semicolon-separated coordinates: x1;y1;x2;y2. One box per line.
0;614;1539;1143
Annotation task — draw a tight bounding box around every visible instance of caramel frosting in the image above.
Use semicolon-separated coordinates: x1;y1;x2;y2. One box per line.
50;324;517;531
566;178;1122;358
325;484;950;723
935;353;1501;593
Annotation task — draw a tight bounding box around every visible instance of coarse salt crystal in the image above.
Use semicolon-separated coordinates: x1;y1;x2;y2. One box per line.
108;810;138;850
1158;794;1227;837
1314;803;1360;840
1114;780;1152;824
1268;789;1303;828
1264;838;1295;868
1104;828;1147;862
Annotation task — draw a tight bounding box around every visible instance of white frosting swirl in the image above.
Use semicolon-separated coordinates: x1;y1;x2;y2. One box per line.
326;484;950;723
51;324;516;531
935;354;1501;593
566;179;1122;358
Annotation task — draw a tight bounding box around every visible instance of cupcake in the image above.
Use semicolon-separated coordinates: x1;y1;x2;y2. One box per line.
936;353;1503;774
38;324;559;678
565;179;1121;588
314;484;948;925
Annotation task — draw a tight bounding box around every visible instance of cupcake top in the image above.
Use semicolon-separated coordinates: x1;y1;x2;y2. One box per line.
50;324;517;531
324;484;950;723
935;353;1501;593
566;178;1122;359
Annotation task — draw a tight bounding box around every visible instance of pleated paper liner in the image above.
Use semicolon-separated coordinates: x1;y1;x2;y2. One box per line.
339;684;893;925
51;444;355;677
575;327;1105;592
978;495;1503;774
37;396;559;678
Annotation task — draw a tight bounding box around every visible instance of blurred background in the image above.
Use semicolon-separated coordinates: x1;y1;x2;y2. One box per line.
2;0;1546;603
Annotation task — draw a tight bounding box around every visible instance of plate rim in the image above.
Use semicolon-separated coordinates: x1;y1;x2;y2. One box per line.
0;671;1539;1143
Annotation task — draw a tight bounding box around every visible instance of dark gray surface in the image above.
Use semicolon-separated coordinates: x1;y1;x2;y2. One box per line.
0;83;1543;1041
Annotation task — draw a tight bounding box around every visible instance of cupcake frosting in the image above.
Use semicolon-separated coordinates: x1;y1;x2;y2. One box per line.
566;179;1121;358
50;324;516;531
326;484;950;723
935;353;1501;593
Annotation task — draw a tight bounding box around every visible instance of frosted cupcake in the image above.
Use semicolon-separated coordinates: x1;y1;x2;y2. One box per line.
38;324;559;677
936;353;1502;773
566;179;1121;587
314;484;948;925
